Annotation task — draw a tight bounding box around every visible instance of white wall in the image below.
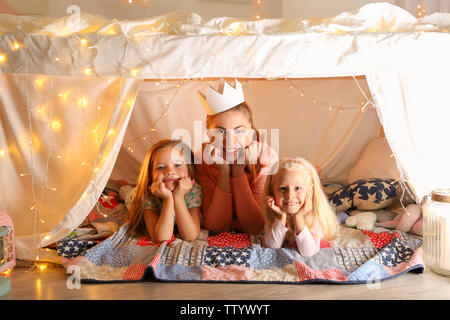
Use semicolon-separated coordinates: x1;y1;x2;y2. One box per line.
395;0;450;15
281;0;396;19
4;0;448;21
46;0;281;20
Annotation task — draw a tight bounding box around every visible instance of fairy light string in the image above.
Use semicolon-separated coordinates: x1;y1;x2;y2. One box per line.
123;75;374;154
288;79;375;113
253;0;264;20
125;79;189;153
23;35;40;270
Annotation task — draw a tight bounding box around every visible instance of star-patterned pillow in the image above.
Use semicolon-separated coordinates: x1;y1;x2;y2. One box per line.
328;178;400;212
56;238;99;259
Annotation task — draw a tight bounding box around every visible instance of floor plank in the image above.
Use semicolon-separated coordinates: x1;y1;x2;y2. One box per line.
1;266;450;300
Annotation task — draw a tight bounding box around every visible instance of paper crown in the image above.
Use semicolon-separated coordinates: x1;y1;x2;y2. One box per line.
197;79;245;115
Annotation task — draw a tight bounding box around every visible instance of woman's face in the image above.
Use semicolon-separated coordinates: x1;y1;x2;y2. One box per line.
151;147;189;191
272;167;312;215
207;110;254;161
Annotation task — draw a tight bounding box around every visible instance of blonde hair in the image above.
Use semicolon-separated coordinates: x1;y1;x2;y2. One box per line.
206;102;261;180
125;139;195;239
262;157;339;241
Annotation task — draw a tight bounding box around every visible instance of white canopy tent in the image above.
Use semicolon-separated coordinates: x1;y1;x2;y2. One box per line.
0;2;449;260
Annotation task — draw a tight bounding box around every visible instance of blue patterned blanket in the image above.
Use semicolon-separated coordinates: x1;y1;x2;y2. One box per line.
57;223;424;284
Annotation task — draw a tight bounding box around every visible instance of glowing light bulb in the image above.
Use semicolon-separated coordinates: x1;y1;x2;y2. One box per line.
0;149;6;157
43;235;50;240
0;53;6;63
80;38;88;46
78;97;87;108
0;269;11;277
59;91;69;102
130;68;139;77
38;263;47;271
12;41;21;50
107;129;115;136
35;78;45;89
83;68;93;75
51;120;61;130
127;98;135;107
105;27;117;35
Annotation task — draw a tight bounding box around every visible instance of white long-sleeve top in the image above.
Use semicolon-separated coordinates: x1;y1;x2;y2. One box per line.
264;218;323;257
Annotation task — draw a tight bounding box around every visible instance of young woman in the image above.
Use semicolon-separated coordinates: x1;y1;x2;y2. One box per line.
195;79;278;235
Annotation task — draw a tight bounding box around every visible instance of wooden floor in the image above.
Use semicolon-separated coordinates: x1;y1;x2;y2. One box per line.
1;266;450;300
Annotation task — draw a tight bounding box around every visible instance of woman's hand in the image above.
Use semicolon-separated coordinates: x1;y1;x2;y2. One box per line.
231;141;261;177
173;177;195;199
203;143;230;172
150;178;172;200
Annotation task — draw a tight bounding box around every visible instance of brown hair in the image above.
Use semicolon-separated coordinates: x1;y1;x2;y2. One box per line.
206;102;261;179
125;139;194;239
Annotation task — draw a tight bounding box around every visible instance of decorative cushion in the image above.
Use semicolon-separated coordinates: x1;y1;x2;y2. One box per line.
328;178;400;212
56;238;99;259
348;137;400;184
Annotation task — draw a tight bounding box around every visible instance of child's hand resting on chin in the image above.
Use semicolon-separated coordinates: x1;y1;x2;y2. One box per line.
173;177;195;198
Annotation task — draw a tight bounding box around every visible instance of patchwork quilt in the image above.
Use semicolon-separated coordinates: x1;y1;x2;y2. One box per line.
57;224;424;284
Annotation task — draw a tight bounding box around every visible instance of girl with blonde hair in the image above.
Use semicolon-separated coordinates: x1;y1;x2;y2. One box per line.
263;157;339;257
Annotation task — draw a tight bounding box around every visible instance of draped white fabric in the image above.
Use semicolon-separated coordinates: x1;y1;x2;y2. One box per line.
0;74;142;259
0;3;449;259
0;4;448;79
367;69;450;201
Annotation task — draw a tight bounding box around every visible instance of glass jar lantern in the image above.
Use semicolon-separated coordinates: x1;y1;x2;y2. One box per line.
423;189;450;276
